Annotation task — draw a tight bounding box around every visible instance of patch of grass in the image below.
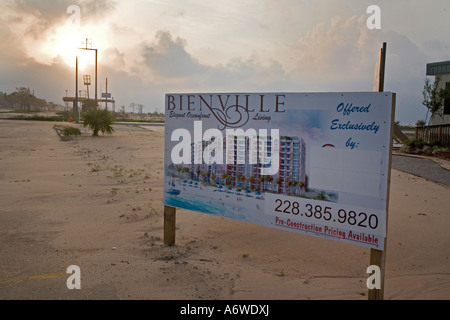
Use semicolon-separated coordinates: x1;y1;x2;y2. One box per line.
62;126;81;137
9;115;65;121
54;125;81;141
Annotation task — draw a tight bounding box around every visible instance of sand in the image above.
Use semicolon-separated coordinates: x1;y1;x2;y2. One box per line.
0;119;449;300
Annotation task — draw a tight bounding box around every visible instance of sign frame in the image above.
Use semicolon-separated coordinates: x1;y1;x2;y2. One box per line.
163;91;394;249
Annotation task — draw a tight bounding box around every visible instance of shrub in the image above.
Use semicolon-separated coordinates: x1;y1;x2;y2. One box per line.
415;120;426;127
62;126;81;137
82;109;115;136
405;138;426;149
429;139;442;148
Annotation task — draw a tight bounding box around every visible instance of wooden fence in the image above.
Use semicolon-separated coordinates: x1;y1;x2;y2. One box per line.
415;124;450;148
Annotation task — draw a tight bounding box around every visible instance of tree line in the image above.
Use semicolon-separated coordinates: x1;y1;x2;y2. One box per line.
0;87;60;112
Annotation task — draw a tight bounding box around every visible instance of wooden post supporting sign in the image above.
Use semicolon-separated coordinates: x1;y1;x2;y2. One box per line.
164;205;176;246
369;42;391;300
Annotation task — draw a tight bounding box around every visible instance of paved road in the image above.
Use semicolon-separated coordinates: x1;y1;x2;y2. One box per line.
391;154;450;186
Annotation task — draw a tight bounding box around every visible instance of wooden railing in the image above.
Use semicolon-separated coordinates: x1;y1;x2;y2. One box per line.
415;124;450;147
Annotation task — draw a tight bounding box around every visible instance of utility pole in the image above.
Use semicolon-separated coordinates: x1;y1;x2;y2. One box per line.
75;55;78;120
105;77;108;111
79;38;98;106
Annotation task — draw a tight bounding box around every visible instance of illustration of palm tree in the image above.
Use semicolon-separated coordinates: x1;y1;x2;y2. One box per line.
225;175;232;186
221;173;228;185
248;175;256;190
200;171;207;183
300;181;306;194
258;176;266;192
237;174;246;188
287;179;295;195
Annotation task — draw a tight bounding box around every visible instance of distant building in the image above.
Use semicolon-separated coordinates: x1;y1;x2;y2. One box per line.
426;60;450;125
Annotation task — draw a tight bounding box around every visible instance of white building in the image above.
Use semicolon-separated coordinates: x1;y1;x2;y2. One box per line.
426;60;450;125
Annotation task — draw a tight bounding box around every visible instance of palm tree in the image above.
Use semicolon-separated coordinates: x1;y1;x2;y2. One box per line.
221;173;228;186
297;181;306;195
201;170;210;183
287;179;295;195
225;175;232;186
248;175;256;190
82;108;115;136
236;174;246;188
258;176;266;192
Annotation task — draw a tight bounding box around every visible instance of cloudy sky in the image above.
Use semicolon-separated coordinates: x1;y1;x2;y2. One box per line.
0;0;449;124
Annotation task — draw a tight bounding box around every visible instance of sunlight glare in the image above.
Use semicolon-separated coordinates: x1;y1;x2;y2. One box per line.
47;25;96;70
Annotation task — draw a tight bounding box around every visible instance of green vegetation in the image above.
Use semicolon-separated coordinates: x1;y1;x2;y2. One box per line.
7;114;65;121
53;125;81;141
405;138;427;149
401;138;450;159
62;126;81;137
415;120;426;127
82;108;115;136
405;138;443;149
422;77;450;123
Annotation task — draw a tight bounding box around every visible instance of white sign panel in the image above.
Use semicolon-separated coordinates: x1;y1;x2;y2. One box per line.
164;92;394;250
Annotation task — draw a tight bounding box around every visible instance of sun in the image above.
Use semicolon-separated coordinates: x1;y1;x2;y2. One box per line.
54;28;96;70
34;24;97;70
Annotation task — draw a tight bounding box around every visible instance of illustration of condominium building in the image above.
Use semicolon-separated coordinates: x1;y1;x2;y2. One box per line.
186;134;306;196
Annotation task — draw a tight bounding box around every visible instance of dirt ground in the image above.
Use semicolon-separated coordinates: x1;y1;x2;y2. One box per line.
0;120;449;300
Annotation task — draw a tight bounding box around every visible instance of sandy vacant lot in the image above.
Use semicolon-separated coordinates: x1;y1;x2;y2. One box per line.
0;119;449;300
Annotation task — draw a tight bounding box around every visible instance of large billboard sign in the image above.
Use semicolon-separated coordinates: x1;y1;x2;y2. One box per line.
164;92;395;250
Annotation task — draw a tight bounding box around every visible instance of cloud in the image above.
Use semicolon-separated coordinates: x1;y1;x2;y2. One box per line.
135;30;289;93
203;54;289;91
102;47;126;70
141;30;207;78
287;15;379;83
